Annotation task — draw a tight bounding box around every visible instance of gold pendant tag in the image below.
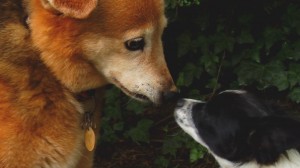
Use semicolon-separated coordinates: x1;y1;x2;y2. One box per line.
85;127;95;151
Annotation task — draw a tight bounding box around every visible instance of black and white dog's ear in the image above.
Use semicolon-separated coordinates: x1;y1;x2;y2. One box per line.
248;116;300;164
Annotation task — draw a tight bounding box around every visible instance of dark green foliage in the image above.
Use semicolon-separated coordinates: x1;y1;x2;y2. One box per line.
165;0;300;98
165;0;201;8
100;0;300;167
124;119;154;144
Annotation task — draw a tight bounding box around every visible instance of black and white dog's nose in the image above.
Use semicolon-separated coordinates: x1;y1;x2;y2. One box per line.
176;99;186;108
175;98;206;110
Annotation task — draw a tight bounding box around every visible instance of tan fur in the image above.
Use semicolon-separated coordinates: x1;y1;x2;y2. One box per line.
0;5;83;167
0;0;176;167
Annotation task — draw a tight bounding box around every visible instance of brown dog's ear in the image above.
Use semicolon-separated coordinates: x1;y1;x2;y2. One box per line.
41;0;98;19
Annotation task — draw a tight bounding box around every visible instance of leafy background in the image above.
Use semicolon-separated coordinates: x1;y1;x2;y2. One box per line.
95;0;300;167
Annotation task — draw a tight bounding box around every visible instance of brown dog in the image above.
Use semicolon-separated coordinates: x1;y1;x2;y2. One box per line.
0;0;176;167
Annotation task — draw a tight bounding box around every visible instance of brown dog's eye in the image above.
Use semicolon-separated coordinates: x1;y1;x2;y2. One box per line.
125;37;145;51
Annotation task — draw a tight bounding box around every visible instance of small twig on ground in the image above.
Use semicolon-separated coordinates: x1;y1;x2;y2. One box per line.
209;51;226;100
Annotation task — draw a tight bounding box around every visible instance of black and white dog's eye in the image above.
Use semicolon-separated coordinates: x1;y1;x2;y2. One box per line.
125;37;145;51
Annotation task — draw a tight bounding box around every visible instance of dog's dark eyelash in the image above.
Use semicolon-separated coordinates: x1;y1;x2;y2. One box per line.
125;37;145;51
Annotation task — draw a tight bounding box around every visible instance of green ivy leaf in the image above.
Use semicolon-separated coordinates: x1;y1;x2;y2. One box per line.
196;35;210;55
284;5;300;32
154;156;170;168
101;117;119;142
113;122;124;131
201;54;219;76
237;30;255;44
166;0;201;8
126;100;146;114
236;62;264;86
206;78;220;90
104;87;122;120
288;88;300;103
124;119;154;144
277;45;296;61
288;63;300;87
162;135;184;157
236;61;288;91
263;27;284;50
176;63;202;87
287;71;298;88
176;72;185;87
213;34;235;54
263;62;288;91
189;147;206;163
177;33;192;58
291;40;300;60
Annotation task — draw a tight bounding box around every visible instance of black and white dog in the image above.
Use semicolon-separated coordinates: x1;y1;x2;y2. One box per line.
174;90;300;168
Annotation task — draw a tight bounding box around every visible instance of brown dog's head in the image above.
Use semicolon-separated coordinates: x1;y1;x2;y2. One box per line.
28;0;177;104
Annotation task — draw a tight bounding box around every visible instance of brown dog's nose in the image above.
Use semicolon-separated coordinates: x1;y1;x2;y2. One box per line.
162;91;180;103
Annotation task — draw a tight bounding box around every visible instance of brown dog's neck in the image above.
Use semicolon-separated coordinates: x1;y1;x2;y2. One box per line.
39;51;108;93
35;39;108;93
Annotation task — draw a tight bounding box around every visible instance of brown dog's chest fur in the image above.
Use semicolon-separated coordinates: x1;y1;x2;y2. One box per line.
0;0;83;167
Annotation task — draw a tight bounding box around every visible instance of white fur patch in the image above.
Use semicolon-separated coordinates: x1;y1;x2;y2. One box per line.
174;99;208;148
219;90;247;95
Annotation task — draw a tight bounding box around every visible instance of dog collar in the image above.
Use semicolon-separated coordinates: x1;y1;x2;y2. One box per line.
76;90;96;152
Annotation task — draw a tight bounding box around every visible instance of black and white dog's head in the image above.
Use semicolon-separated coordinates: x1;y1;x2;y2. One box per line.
174;90;300;168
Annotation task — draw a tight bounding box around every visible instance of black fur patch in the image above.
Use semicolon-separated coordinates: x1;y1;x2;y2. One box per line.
191;91;300;165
